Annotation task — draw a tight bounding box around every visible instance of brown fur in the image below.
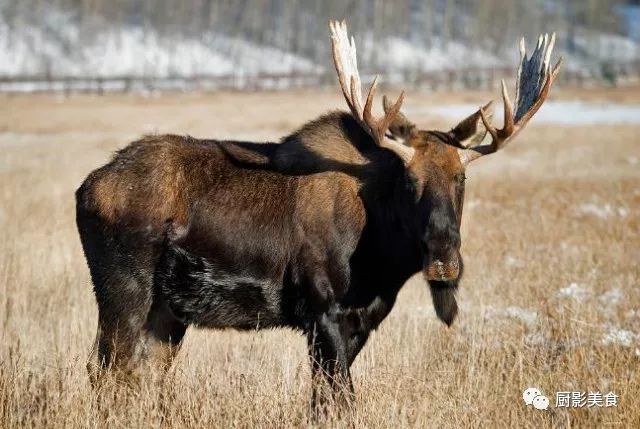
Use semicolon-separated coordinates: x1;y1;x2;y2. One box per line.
76;105;484;407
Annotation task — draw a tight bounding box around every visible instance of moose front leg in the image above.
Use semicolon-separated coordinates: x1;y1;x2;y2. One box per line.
307;307;354;416
343;294;396;366
306;294;397;418
298;242;355;415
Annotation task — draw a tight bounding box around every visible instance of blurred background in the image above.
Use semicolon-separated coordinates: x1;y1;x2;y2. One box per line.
1;0;639;93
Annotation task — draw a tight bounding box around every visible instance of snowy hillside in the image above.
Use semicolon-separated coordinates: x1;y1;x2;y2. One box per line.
0;10;508;79
0;11;318;78
1;1;639;89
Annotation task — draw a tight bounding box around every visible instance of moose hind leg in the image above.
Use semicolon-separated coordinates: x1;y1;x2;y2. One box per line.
88;285;187;387
143;296;187;374
87;271;153;386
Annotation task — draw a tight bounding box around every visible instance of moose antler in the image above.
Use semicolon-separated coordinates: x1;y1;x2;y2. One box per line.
329;20;415;164
458;33;562;165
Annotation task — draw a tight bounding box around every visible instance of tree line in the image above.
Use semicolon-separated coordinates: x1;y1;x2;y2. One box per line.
0;0;635;82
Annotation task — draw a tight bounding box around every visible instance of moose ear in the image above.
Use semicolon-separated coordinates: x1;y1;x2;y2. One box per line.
451;101;494;148
382;95;417;143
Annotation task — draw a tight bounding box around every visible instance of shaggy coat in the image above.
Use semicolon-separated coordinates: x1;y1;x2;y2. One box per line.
76;109;473;405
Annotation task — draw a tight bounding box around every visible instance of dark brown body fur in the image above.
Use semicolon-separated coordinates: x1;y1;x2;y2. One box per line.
76;110;468;409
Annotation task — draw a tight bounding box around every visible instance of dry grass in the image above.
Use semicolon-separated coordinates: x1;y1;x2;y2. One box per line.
1;87;639;428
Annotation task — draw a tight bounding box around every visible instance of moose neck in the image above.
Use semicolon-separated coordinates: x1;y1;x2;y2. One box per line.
352;150;426;292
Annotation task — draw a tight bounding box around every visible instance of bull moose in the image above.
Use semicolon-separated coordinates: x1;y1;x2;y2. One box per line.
76;21;561;408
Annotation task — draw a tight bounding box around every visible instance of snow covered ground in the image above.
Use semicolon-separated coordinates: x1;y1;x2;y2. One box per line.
419;101;640;125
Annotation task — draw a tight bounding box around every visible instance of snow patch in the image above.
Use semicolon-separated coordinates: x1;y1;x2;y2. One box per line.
380;37;501;74
557;283;590;300
598;288;625;318
502;306;539;328
559;241;584;254
572;29;640;63
599;288;624;307
418;101;640;126
601;328;638;347
524;332;548;346
503;255;524;268
483;305;540;329
575;203;628;219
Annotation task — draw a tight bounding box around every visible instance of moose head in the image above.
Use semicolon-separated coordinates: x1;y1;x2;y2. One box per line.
330;22;561;320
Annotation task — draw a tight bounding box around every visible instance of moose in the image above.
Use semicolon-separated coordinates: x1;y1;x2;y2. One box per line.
76;21;561;409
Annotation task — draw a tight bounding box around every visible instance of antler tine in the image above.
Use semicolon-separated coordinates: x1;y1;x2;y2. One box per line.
329;20;414;163
362;75;379;130
498;79;514;148
459;33;562;165
330;21;360;120
379;90;405;136
330;20;368;130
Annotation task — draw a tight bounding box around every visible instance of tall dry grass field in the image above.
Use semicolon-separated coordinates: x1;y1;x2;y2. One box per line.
0;88;639;428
